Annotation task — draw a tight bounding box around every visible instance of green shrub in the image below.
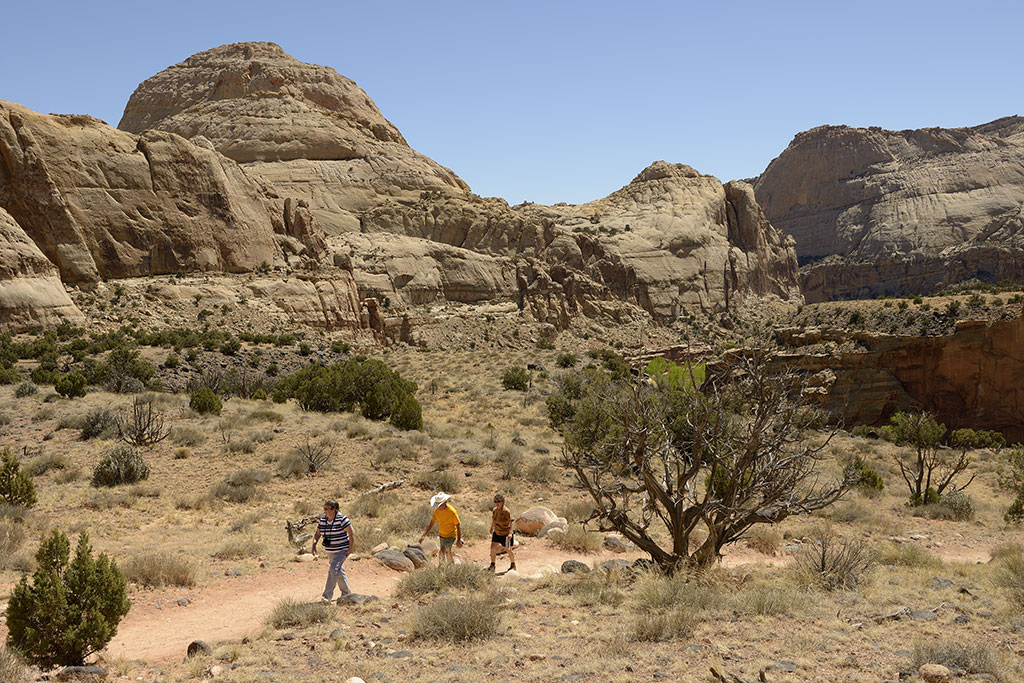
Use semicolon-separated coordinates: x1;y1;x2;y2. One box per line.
275;359;420;424
501;366;530;391
390;392;423;431
80;408;115;440
91;445;150;487
55;372;87;399
5;530;130;668
556;352;578;368
844;455;885;493
0;449;36;508
13;382;37;398
251;388;267;401
189;387;222;416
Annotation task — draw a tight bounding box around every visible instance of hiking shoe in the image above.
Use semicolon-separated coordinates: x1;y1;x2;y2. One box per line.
508;563;517;571
486;564;495;572
319;597;332;604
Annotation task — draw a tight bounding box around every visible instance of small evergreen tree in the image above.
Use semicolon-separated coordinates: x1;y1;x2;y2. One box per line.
54;373;87;399
0;448;36;508
501;366;530;391
6;530;130;668
189;387;222;416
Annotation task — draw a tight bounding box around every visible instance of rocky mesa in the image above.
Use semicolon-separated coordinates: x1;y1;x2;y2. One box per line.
755;118;1024;302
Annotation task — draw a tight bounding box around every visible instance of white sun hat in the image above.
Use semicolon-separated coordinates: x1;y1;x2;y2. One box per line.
430;492;451;509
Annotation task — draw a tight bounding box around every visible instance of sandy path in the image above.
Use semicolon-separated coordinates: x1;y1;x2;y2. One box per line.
105;542;635;663
104;536;999;664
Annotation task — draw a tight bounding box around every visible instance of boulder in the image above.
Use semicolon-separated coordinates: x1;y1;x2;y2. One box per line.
55;667;107;681
338;593;378;605
370;542;389;554
374;549;414;572
918;663;952;683
187;640;212;658
409;539;438;557
537;518;568;538
516;506;558;536
403;547;430;568
560;560;590;574
604;535;628;553
596;559;632;573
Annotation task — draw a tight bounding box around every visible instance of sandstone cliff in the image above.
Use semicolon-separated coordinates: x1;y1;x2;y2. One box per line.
0;207;83;330
0;100;287;284
775;317;1024;442
116;42;801;327
754;118;1024;302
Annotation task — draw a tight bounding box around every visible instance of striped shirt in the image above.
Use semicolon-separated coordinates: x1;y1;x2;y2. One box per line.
318;513;351;553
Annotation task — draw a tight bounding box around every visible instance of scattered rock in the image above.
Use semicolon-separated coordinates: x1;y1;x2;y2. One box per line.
176;597;191;606
55;666;107;681
375;549;415;572
389;650;413;659
775;661;797;672
187;640;212;658
953;615;970;624
278;632;296;641
603;535;628;553
918;663;952;683
338;593;379;605
224;569;242;577
561;560;590;574
909;610;938;621
370;542;389;554
209;664;228;677
930;577;954;589
345;678;367;683
294;553;315;562
538;518;568;538
596;559;631;573
516;506;558;535
403;547;429;568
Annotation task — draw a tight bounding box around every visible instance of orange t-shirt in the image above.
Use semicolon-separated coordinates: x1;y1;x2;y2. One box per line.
492;506;513;536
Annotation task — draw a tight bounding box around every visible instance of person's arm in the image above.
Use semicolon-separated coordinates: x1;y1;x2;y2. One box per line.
312;527;321;555
418;519;435;543
346;525;354;552
489;513;495;535
455;522;463;547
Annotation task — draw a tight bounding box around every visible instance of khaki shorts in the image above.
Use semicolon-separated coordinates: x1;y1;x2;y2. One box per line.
439;536;456;550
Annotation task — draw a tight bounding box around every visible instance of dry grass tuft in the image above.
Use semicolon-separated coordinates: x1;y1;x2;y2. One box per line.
212;536;264;560
0;646;30;683
123;553;197;588
410;593;501;642
266;599;333;629
547;525;602;554
631;605;697;642
396;563;491;597
876;542;943;568
912;639;1007;680
745;526;782;555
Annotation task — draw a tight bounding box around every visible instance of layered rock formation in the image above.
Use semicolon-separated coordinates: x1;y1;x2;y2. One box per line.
755;118;1024;301
774;317;1024;441
117;42;801;328
0;100;284;284
0;207;83;330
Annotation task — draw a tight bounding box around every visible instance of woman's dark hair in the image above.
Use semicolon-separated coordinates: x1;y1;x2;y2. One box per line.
493;494;505;503
324;499;339;512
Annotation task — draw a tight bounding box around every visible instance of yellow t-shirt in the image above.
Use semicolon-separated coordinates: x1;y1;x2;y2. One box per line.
431;505;461;538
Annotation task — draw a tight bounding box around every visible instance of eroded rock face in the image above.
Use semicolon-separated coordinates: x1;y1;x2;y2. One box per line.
0;100;281;284
0;207;83;330
755;118;1024;301
117;44;801;327
775;315;1024;442
119;41;468;235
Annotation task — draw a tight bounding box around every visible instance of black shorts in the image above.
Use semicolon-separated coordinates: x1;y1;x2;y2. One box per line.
491;532;513;546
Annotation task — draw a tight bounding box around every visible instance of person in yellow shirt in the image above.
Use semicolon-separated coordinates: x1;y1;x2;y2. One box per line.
419;492;462;564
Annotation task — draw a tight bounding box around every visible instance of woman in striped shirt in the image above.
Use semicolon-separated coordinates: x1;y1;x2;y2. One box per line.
312;499;355;603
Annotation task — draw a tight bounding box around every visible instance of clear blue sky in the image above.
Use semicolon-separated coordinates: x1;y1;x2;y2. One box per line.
3;1;1021;205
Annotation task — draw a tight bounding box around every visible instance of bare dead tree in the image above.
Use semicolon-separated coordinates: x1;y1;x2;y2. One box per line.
550;351;853;573
888;412;975;505
296;437;335;474
116;397;169;448
795;525;875;590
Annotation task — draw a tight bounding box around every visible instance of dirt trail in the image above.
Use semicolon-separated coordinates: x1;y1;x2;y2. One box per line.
106;538;998;664
106;542;635;663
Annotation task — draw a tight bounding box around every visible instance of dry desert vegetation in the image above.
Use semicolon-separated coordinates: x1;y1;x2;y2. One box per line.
0;302;1020;683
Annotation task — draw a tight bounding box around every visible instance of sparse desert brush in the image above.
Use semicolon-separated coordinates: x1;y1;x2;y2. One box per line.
266;599;333;629
912;490;975;521
414;470;460;493
276;452;307;479
410;593;501;642
631;605;697;642
876;542;943;568
501;366;529;391
349;491;396;519
54;468;82;484
745;526;782;555
24;452;69;477
536;570;626;608
548;525;602;554
173;448;190;459
989;541;1024;562
211;470;270;503
82;490;139;510
212;536;264;560
79;408;116;440
495;444;523;480
349;471;374;490
560;499;597;523
224;438;256;454
251;429;274;443
169;426;206;446
993;546;1024;608
527;457;554;483
396;563;491;597
0;646;30;683
912;640;1006;680
0;520;27;563
633;569;726;613
345;420;372;439
794;527;875;591
733;583;805;616
189;387;221;416
229;511;263;534
123;553;196;588
247;408;283;423
382;503;433;537
91;445;150;488
14;381;37;398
